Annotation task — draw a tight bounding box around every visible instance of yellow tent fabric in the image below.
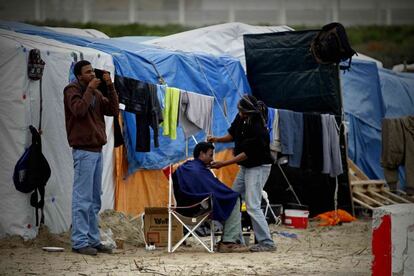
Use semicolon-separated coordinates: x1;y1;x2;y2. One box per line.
114;147;239;216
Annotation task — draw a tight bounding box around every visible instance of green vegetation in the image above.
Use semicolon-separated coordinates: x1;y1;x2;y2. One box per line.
28;20;190;37
28;20;414;68
346;26;414;68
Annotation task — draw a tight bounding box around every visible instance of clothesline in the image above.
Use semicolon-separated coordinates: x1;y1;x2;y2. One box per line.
115;75;214;153
267;107;344;178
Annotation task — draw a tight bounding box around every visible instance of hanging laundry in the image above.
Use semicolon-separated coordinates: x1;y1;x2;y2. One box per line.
114;76;163;152
178;90;214;138
267;107;275;139
162;87;180;140
268;108;281;161
115;75;148;114
381;116;414;192
301;113;324;172
321;114;343;177
156;84;166;110
113;115;124;147
279;109;303;168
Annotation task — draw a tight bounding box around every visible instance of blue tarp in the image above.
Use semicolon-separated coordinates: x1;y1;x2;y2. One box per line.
0;21;251;174
3;21;412;184
342;60;414;188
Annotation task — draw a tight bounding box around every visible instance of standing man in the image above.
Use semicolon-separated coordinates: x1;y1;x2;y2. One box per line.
208;94;276;252
64;60;119;255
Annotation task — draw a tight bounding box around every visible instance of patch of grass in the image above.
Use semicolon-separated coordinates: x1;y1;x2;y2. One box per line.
27;20;191;37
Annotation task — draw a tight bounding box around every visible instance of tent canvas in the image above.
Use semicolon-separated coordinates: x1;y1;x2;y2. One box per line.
144;22;293;70
342;59;414;189
0;28;116;238
45;27;110;39
243;30;352;216
0;21;254;235
0;20;251;173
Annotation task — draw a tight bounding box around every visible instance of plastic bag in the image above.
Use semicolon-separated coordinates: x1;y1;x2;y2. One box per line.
100;228;116;249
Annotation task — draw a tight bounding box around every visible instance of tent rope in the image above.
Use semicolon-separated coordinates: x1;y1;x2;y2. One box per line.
86;43;166;85
222;62;245;100
193;54;231;127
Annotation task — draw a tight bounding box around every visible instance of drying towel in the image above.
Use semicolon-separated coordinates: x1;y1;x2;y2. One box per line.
162;87;180;140
179;90;214;138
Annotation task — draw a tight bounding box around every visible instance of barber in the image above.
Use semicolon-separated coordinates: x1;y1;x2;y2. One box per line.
208;94;276;252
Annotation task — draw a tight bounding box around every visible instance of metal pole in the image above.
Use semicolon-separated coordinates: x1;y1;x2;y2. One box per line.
35;0;42;21
178;0;185;25
129;0;136;23
83;0;91;23
279;0;286;25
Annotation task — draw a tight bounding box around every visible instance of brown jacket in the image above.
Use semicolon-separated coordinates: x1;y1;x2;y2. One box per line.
64;80;119;152
381;116;414;190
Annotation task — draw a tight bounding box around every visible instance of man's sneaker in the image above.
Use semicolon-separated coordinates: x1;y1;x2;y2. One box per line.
93;244;113;254
217;242;249;253
72;246;97;256
249;243;276;252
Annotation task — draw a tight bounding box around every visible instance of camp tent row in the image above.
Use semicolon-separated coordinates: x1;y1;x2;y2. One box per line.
342;60;414;188
0;21;275;238
0;21;413;239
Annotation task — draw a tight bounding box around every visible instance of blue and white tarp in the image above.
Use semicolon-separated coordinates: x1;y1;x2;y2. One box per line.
0;21;251;174
342;60;414;188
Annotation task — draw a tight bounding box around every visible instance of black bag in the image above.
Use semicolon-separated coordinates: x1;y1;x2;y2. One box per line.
13;125;51;226
28;49;45;81
310;22;356;69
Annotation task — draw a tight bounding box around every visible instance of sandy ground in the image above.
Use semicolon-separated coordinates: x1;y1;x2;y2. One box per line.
0;211;372;276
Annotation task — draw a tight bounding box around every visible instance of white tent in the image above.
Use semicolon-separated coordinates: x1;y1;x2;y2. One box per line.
45;27;109;39
0;29;115;239
145;22;383;71
144;22;293;70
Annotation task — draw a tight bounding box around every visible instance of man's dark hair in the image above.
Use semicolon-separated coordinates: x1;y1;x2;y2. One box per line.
73;60;91;78
193;142;215;159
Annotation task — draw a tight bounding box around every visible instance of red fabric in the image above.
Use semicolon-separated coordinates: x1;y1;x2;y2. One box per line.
315;209;356;226
162;165;171;180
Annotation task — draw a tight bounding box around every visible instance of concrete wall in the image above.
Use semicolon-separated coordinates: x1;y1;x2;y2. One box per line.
1;0;414;26
372;204;414;276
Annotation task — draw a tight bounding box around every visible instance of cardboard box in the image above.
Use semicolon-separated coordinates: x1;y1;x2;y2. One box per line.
144;207;183;247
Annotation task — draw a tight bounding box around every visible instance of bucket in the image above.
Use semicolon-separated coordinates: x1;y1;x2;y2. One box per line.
284;209;309;229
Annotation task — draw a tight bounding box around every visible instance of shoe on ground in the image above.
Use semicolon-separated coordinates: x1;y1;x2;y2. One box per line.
249;243;276;252
72;246;97;256
217;242;249;253
93;243;113;254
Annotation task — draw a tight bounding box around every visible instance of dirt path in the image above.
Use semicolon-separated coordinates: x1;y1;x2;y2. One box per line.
0;218;371;275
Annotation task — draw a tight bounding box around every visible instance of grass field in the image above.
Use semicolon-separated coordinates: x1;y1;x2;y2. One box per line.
29;20;414;69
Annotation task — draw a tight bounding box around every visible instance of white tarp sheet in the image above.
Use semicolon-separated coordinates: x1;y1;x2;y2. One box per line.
144;22;293;70
0;29;115;239
45;27;109;39
145;22;382;70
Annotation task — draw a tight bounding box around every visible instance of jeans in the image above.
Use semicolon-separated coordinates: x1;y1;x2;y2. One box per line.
232;165;274;246
71;149;103;249
222;198;242;243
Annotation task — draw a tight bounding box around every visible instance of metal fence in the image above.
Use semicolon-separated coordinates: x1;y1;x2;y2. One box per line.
1;0;413;26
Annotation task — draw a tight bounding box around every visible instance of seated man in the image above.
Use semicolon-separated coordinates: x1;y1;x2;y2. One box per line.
173;142;248;253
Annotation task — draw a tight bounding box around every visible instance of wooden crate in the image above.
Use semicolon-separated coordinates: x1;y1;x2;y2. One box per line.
347;159;412;210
